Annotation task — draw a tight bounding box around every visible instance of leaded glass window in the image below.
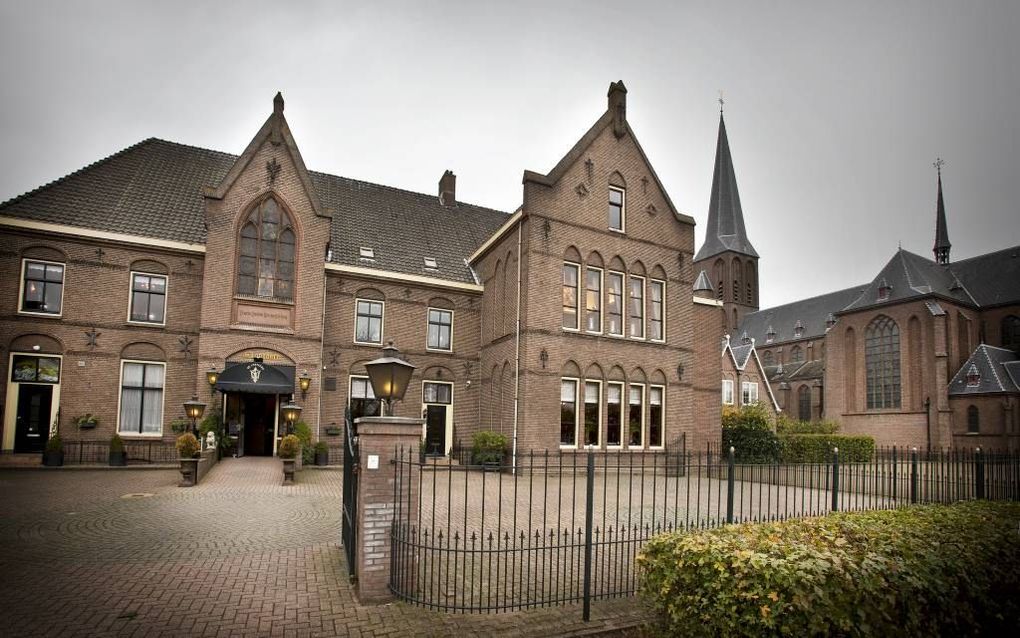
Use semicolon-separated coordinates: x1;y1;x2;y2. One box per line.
237;197;295;300
865;315;901;409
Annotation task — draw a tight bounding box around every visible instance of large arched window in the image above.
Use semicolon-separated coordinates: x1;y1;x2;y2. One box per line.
237;197;296;300
798;385;812;422
762;351;774;367
1003;315;1020;353
790;345;804;364
865;315;901;409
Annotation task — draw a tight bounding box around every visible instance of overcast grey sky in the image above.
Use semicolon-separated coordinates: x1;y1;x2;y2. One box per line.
1;1;1018;308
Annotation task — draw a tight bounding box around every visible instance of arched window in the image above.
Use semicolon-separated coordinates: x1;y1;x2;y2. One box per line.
798;385;812;422
967;405;979;434
790;345;804;364
1003;315;1020;353
865;315;901;409
762;351;774;366
237;197;295;300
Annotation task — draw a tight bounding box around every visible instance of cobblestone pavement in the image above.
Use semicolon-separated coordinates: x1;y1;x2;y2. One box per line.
0;458;647;637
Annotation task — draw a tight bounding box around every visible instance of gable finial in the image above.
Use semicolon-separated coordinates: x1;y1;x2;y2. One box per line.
273;91;284;115
933;157;944;176
718;90;725;114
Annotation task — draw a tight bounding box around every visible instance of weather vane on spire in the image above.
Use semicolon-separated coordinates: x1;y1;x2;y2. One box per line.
718;90;725;113
933;157;945;175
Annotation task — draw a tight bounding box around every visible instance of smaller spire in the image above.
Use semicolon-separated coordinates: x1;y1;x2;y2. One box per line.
270;92;285;146
933;158;951;264
693;270;714;298
273;91;284;114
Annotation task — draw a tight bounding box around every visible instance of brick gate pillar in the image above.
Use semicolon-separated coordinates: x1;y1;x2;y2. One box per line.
352;415;423;604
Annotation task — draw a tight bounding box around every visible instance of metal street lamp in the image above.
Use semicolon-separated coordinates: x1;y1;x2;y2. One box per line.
298;370;312;398
206;367;219;396
364;341;415;416
183;395;207;437
281;400;303;435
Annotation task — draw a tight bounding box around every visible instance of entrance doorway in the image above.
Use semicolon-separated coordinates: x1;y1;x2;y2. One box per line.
15;384;52;452
422;381;453;456
225;393;279;457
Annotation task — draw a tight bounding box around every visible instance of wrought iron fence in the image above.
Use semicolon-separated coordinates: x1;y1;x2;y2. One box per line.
341;409;359;580
390;445;1020;619
60;440;178;465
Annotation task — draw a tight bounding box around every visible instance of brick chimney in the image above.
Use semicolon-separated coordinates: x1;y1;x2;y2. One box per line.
439;170;456;207
608;81;627;138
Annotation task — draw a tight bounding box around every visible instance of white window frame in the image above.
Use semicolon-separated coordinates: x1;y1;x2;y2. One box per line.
648;384;665;449
421;380;455;455
742;381;759;405
627;383;645;449
116;359;166;438
629;275;646;340
353;298;385;345
126;271;169;327
18;258;65;318
605;381;624;449
608;186;626;233
585;265;603;334
583;379;602;448
649;278;666;343
722;379;735;405
425;307;454;353
606;270;625;337
562;261;581;332
559;377;580;449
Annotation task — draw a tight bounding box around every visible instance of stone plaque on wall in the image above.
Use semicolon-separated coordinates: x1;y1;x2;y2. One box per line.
235;302;292;329
324;377;337;391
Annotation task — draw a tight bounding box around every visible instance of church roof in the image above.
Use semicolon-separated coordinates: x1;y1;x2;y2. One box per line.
740;285;867;346
840;248;979;312
948;344;1020;396
934;171;951;256
694;114;757;262
0;138;510;285
949;246;1020;307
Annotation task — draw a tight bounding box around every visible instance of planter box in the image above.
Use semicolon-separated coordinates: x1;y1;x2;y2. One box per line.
77;422;97;429
109;451;127;467
178;458;199;487
315;450;329;466
324;427;341;436
42;450;64;467
282;458;296;485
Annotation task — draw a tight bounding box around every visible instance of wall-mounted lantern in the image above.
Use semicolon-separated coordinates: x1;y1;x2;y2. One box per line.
206;367;219;396
299;370;312;398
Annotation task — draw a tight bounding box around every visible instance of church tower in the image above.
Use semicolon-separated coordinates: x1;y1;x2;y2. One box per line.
694;109;759;331
933;158;951;264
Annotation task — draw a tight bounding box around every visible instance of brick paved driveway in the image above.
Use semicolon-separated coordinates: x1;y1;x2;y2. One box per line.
0;458;645;637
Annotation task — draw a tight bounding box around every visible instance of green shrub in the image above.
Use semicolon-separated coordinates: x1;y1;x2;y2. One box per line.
314;441;328;454
775;415;840;435
471;430;508;465
169;417;191;435
721;405;779;464
175;433;200;458
45;434;63;453
779;433;875;463
278;434;300;459
638;501;1020;638
109;434;124;453
293;420;314;464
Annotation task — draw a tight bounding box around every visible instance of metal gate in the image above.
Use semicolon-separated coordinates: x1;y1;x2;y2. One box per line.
341;408;359;580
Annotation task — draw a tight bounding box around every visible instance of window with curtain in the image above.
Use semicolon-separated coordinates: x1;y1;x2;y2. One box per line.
628;385;644;447
563;263;579;330
865;315;901;409
21;259;64;314
648;386;664;448
629;276;644;338
560;379;578;447
349;376;380;421
119;362;164;435
130;273;167;323
741;381;759;405
355;300;384;344
606;272;624;336
606;383;623;446
649;280;665;341
798;385;811;421
585;267;602;332
237;197;296;300
722;379;734;405
608;187;625;231
584;381;601;446
427;308;453;351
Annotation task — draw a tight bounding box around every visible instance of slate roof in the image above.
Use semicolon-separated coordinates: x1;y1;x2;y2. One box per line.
950;246;1020;308
740;285;867;346
0;138;510;285
934;172;951;256
694;113;757;262
841;249;976;312
728;342;754;370
693;269;713;293
948;344;1020;396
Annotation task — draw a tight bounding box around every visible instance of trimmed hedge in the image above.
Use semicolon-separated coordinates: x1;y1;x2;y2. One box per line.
779;433;875;463
638;501;1020;637
722;405;780;464
775;416;839;435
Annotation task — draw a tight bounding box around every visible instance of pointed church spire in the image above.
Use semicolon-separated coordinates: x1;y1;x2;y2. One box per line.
694;111;758;261
933;158;951;264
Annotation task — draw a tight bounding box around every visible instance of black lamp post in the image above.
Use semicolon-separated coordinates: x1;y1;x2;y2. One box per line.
364;341;416;416
281;400;303;435
183;395;207;437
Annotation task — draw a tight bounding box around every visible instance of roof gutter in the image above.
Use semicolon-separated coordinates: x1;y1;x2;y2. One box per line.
0;216;207;253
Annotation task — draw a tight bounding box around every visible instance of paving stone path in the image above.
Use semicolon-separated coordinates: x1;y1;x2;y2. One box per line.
0;458;646;637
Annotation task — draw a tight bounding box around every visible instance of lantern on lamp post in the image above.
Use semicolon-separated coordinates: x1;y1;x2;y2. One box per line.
183;395;207;437
281;400;303;435
364;341;416;416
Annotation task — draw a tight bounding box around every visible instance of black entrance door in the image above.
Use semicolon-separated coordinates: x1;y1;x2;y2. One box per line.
242;394;276;456
15;384;52;453
424;405;446;456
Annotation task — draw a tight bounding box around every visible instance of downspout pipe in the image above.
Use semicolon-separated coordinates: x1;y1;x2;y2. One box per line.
512;219;523;473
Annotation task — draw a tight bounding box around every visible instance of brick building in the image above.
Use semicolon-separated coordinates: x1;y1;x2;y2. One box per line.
0;83;724;462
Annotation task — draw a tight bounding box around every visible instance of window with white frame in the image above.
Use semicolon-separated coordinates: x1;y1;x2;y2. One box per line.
629;276;645;338
560;379;578;447
355;299;384;344
606;271;624;336
628;384;644;447
118;361;165;435
741;381;759;405
585;267;602;333
606;382;623;447
722;379;734;405
21;259;64;315
584;380;601;446
427;308;453;351
648;386;664;448
349;376;380;421
563;263;580;330
649;279;665;342
608;187;625;231
129;273;167;324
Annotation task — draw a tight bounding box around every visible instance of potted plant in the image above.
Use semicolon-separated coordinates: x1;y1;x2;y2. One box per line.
471;431;508;472
169;417;191;435
176;433;200;487
294;420;313;470
43;434;63;467
278;434;300;485
75;413;99;429
324;423;341;436
314;441;329;466
109;434;127;466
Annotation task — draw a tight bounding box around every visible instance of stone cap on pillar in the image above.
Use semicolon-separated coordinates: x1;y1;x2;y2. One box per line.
354;415;425;437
